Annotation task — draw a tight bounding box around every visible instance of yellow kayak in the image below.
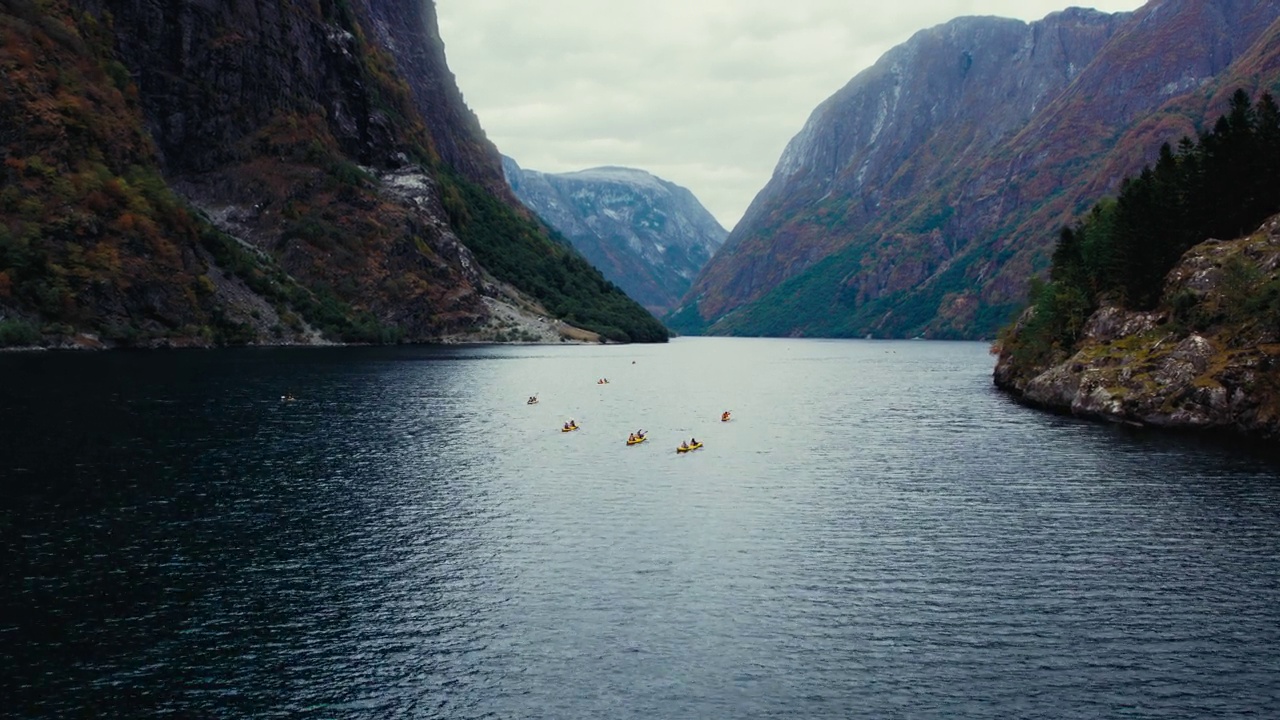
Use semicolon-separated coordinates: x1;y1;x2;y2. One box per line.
626;436;647;445
561;425;580;432
676;442;703;453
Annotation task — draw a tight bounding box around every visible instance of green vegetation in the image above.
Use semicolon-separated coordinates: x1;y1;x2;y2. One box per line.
198;228;400;344
664;302;710;336
708;239;1009;340
1000;90;1280;367
440;171;668;343
0;319;41;347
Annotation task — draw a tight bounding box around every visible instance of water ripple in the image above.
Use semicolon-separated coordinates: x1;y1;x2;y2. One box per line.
2;340;1279;718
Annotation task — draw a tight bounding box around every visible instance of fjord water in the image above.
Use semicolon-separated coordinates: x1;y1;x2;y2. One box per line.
3;338;1279;718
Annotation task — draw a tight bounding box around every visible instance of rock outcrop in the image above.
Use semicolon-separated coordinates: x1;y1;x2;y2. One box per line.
993;214;1280;439
673;0;1280;340
503;157;726;315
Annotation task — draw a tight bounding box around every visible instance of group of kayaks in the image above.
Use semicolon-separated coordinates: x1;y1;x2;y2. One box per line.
537;379;731;453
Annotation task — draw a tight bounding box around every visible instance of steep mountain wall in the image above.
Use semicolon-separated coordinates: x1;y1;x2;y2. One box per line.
673;0;1280;340
503;157;726;314
362;0;516;201
0;0;664;347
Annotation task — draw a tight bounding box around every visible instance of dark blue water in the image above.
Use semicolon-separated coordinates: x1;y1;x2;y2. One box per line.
3;338;1279;718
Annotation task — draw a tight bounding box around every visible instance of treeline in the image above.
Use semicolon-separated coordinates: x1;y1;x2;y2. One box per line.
1005;89;1280;366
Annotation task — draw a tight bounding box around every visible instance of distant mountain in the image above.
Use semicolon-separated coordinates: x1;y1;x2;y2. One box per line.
671;0;1280;339
503;157;726;315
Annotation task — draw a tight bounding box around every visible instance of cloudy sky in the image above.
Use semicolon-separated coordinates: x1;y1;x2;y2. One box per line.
436;1;1145;230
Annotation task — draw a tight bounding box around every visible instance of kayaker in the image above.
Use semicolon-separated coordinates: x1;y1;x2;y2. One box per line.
690;437;698;446
680;441;689;450
628;433;636;442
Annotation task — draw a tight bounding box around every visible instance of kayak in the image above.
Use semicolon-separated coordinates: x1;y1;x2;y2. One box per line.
561;425;580;432
676;442;703;453
626;436;647;445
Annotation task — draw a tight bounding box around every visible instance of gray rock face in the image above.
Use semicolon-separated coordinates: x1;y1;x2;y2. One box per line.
683;7;1127;333
74;0;506;192
362;0;515;201
503;157;726;314
47;0;584;343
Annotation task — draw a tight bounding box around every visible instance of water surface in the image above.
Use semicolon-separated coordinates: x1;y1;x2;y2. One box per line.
3;339;1279;718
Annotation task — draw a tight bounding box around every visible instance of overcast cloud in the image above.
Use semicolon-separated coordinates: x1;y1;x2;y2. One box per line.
436;1;1145;230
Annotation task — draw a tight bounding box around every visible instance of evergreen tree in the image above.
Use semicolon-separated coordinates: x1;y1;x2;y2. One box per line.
1002;89;1280;366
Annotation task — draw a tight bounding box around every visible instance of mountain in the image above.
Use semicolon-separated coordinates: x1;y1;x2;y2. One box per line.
671;0;1280;340
502;157;727;315
0;0;666;347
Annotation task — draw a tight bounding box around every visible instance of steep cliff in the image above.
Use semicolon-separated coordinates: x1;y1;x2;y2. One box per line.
361;0;514;202
0;0;665;347
503;157;726;315
672;0;1280;340
993;214;1280;439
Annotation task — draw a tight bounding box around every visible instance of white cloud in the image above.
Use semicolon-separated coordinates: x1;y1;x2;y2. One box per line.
436;0;1146;230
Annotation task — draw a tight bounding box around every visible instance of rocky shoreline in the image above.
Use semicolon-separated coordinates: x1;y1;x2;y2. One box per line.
0;294;603;352
993;217;1280;440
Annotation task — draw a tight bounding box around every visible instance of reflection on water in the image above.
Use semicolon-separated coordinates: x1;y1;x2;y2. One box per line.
3;339;1279;718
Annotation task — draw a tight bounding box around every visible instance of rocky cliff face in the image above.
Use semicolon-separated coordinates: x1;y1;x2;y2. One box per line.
361;0;515;202
0;0;662;347
503;157;726;314
993;214;1280;440
673;0;1280;340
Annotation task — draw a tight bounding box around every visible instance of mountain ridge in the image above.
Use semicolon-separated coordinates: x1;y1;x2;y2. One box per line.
672;0;1280;340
